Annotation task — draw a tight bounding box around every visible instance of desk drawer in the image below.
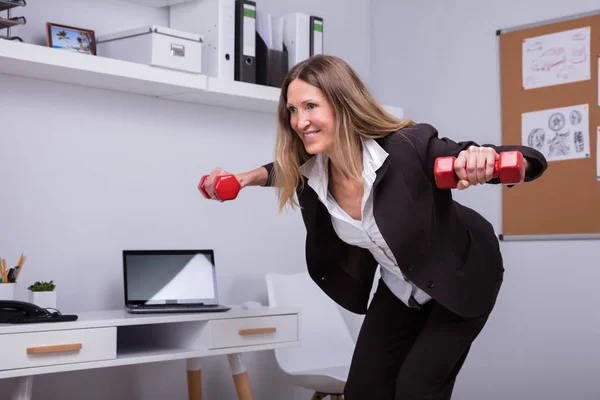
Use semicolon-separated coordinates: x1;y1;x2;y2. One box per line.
0;327;116;370
208;315;298;349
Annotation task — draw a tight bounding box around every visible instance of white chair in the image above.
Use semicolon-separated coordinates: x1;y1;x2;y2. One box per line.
265;272;355;400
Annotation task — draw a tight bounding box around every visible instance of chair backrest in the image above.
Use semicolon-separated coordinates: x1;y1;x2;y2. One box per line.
265;271;355;374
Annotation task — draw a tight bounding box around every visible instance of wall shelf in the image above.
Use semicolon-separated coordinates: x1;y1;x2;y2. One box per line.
0;39;208;96
163;77;280;113
117;0;193;8
0;39;403;117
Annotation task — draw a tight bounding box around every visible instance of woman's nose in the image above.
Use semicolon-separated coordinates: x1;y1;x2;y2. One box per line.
297;117;310;130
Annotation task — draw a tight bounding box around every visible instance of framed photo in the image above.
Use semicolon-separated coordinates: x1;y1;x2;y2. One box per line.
46;22;96;55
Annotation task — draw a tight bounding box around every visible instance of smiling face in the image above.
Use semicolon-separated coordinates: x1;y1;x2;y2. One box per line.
273;54;415;213
286;78;336;156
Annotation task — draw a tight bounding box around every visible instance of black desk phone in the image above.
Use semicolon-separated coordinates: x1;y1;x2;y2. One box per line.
0;300;78;324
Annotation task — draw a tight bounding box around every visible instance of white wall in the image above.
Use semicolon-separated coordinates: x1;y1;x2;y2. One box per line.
370;1;600;399
0;0;371;399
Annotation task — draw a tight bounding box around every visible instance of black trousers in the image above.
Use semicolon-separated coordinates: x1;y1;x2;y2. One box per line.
344;279;492;400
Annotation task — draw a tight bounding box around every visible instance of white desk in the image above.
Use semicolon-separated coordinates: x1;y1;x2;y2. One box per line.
0;306;300;400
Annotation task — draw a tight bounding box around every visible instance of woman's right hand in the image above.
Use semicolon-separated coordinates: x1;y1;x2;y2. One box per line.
200;167;242;201
200;166;269;201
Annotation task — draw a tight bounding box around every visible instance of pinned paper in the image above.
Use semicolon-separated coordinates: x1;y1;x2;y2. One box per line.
522;104;590;162
522;26;590;90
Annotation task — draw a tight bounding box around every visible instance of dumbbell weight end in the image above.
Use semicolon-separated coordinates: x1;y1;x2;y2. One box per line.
434;151;525;189
198;174;241;201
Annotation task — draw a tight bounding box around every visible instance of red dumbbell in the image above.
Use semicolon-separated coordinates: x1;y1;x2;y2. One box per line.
198;174;241;201
434;150;525;189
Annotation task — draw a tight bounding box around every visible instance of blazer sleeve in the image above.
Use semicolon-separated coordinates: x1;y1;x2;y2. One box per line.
261;162;276;187
403;123;548;186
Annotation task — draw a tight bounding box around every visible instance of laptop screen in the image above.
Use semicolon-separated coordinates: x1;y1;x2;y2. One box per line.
123;250;218;305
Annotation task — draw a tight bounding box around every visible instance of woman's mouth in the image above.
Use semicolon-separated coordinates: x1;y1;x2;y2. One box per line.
303;130;321;139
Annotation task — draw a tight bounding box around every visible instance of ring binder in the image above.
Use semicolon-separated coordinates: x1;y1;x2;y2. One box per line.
234;0;257;83
309;16;323;56
169;0;236;81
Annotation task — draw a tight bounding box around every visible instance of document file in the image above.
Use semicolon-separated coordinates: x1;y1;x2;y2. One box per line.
283;13;310;69
169;0;236;80
310;16;323;56
234;0;257;83
283;13;324;69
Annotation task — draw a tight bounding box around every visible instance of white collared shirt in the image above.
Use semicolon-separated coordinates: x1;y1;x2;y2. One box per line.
299;139;432;308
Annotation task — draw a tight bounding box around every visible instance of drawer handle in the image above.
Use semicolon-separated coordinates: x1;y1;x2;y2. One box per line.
27;343;83;355
238;327;276;336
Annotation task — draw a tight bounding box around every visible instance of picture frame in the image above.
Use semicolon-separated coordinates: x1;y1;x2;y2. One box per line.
46;22;96;55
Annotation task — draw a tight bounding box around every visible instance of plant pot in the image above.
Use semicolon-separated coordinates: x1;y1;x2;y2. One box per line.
0;283;16;300
29;290;56;309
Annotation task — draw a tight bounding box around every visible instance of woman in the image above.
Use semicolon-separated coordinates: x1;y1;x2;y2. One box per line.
202;54;547;399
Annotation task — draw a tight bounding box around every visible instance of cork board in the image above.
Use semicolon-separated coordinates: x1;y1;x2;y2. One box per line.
498;12;600;239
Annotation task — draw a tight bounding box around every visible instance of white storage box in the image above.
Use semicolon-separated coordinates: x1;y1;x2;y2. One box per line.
97;25;203;74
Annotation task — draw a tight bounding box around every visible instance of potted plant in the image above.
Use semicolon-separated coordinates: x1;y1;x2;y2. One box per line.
28;280;56;309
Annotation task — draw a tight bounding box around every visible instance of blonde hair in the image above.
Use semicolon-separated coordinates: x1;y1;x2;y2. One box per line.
273;54;415;212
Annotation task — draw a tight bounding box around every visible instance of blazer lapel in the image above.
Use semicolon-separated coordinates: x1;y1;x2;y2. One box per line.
373;157;391;187
372;140;432;265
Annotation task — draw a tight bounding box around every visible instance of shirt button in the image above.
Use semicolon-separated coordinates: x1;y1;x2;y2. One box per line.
407;264;414;271
427;280;435;289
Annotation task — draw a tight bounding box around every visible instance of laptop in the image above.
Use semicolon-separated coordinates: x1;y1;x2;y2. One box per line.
123;249;231;313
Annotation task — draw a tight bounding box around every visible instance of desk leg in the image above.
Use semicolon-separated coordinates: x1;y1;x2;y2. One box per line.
12;376;33;400
227;353;253;400
186;358;202;400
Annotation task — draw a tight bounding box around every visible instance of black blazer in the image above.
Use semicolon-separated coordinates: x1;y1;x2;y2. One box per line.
263;123;547;318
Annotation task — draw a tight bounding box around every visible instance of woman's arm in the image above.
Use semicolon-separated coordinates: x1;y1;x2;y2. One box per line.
403;123;548;186
259;162;275;187
201;164;271;201
238;164;271;188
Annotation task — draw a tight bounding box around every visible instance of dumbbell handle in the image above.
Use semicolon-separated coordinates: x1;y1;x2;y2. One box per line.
198;174;241;201
434;150;525;189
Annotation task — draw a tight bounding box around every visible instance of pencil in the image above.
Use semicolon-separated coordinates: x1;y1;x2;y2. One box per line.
15;255;25;280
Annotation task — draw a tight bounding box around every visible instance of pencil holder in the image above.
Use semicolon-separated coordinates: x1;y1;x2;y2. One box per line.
0;283;16;300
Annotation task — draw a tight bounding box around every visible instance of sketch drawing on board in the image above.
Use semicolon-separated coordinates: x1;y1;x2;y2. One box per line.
573;131;585;153
569;109;582;125
546;130;571;157
522;104;590;162
530;47;566;72
522;26;590;90
527;128;545;151
548;112;565;131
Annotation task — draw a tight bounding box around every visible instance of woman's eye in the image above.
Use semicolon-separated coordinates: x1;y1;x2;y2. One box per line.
288;107;296;113
307;103;316;110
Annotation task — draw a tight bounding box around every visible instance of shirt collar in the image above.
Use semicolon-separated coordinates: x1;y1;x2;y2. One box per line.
299;138;389;202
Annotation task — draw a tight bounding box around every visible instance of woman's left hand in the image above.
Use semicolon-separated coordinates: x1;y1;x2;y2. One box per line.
454;146;499;190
